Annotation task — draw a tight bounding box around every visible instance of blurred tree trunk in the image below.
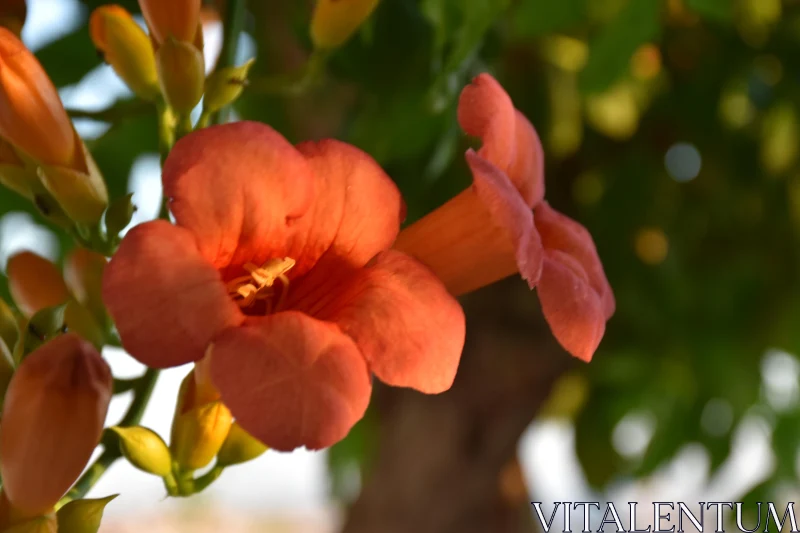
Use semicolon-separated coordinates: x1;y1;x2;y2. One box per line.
340;278;574;533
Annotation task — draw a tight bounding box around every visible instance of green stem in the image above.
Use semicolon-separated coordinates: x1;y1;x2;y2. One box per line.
248;49;328;96
192;465;225;493
156;99;175;219
196;109;212;130
61;368;160;504
156;99;175;167
213;0;247;125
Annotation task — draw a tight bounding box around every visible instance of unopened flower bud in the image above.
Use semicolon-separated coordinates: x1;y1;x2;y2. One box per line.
0;0;26;37
7;252;69;318
37;145;109;225
8;252;104;348
155;37;205;115
203;59;254;114
56;495;116;533
139;0;201;46
110;426;172;477
64;249;107;326
0;333;112;516
21;304;67;357
170;361;232;471
0;28;77;168
311;0;380;49
89;6;159;101
217;421;268;467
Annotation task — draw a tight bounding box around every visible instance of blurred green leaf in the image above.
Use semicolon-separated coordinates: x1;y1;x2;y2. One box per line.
579;0;661;94
772;411;800;481
421;0;511;108
89;113;159;199
509;0;587;38
574;389;625;488
686;0;733;24
36;28;102;88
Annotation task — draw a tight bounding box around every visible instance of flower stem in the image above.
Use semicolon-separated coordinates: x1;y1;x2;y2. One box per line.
248;49;328;96
192;465;225;493
61;368;160;504
213;0;247;125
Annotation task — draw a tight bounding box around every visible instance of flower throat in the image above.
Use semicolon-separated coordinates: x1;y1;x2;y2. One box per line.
226;257;295;315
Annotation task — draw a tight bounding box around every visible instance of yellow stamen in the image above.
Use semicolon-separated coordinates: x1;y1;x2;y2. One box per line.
226;257;295;312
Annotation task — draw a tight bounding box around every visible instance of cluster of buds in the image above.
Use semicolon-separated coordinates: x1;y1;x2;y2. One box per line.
0;250;125;532
113;351;267;497
6;249;110;354
90;0;203;117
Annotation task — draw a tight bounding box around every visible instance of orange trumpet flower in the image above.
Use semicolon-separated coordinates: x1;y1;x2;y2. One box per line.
395;74;615;362
0;333;112;516
103;122;465;451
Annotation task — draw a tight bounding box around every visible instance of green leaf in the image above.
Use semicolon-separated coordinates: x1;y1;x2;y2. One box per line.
579;0;662;94
685;0;732;24
772;411;800;481
574;390;625;488
36;28;102;89
421;0;511;108
509;0;587;38
89;112;158;199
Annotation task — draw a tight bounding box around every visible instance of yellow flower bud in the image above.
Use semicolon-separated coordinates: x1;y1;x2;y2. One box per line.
55;495;116;533
109;426;172;477
0;28;77;168
0;0;26;37
7;252;69;318
0;333;112;516
310;0;380;49
89;6;159;101
155;37;205;115
170;364;232;472
139;0;201;46
217;421;268;467
203;59;254;114
36;139;109;226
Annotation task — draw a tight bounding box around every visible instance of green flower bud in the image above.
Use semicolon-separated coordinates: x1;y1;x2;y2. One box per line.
21;304;67;360
104;193;136;240
56;495;117;533
203;59;255;114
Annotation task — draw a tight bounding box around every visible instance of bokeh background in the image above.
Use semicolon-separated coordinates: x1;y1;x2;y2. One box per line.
2;0;800;531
